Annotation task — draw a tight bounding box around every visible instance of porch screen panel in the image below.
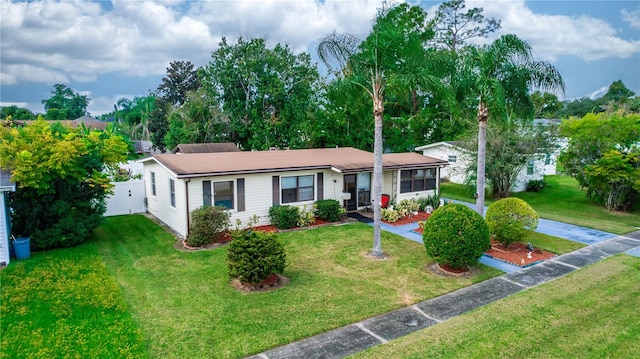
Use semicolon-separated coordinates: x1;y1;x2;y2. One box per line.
203;180;212;206
357;172;371;207
237;178;245;212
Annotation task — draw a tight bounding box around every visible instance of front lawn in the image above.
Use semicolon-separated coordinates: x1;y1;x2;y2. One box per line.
97;216;501;358
440;175;640;234
353;254;640;358
0;243;147;359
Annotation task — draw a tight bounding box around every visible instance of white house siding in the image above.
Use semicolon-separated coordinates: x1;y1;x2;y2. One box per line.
419;145;467;184
145;162;189;238
419;143;547;193
0;193;9;266
188;169;342;230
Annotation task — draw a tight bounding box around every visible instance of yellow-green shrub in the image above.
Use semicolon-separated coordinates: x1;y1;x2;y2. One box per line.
485;197;538;248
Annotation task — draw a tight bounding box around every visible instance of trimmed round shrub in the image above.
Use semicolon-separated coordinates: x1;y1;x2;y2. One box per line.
486;197;538;248
422;204;490;269
315;199;341;222
268;205;299;229
186;206;230;247
227;230;287;284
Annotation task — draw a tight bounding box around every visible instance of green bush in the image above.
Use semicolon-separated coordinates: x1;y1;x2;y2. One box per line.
186;206;231;247
417;193;440;212
315;199;342;222
268;205;299;229
422;204;490;269
381;208;399;222
486;197;539;248
227;230;287;284
526;179;547;192
396;199;420;217
297;205;316;227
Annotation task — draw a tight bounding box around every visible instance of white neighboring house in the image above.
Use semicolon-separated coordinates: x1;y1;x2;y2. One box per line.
140;147;448;238
0;169;16;266
415;141;552;193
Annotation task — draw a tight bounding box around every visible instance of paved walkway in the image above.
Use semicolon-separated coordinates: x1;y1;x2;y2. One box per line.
249;210;640;359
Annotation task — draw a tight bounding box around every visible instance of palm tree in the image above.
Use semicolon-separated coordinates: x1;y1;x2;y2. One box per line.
318;4;440;257
467;34;565;215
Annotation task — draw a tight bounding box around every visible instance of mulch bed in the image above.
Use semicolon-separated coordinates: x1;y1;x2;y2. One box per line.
252;217;332;233
383;212;431;226
485;239;557;267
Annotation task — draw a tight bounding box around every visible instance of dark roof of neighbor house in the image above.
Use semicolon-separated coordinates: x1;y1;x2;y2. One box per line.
0;168;15;192
143;147;448;178
173;143;240;154
17;117;109;130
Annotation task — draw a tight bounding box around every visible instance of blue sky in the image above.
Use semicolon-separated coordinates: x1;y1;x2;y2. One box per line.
1;0;639;116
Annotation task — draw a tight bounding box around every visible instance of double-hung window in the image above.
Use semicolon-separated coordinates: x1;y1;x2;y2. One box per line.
214;181;234;209
281;175;314;203
400;169;436;193
169;179;176;207
151;172;156;196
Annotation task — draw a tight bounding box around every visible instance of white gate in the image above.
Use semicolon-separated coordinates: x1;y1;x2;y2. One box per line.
105;180;146;216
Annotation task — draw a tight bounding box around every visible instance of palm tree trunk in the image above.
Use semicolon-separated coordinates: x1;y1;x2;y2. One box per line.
372;81;384;257
476;101;488;216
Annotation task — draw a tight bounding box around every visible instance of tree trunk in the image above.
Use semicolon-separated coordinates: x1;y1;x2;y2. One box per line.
372;81;384;257
476;101;488;216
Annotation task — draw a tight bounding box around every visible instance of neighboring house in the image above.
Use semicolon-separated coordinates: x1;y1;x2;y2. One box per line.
140;147;448;238
416;141;549;192
173;142;240;154
0;168;16;266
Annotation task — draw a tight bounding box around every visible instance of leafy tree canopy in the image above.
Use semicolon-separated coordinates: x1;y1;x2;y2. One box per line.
202;37;321;150
559;112;640;211
1;105;37;121
0;119;130;249
42;84;89;120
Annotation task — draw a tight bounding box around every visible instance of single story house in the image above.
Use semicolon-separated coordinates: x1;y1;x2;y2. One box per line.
140;147;448;238
415;141;552;192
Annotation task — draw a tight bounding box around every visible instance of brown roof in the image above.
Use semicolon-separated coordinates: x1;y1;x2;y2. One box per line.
173;143;240;153
144;147;447;178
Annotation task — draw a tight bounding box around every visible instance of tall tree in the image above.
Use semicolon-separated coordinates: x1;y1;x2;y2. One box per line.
318;3;440;257
149;61;201;152
466;34;565;215
202;37;321;150
531;91;563;118
433;0;501;53
42;84;89;120
164;88;230;149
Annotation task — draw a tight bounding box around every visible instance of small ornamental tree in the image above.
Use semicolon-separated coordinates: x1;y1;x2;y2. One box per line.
0;119;129;250
422;204;490;270
186;206;230;247
227;231;287;285
485;197;538;248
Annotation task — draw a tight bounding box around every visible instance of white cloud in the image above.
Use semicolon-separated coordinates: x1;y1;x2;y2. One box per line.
621;4;640;29
0;0;381;87
470;0;640;62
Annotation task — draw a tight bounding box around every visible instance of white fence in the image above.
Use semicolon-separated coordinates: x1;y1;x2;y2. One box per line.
105;179;146;216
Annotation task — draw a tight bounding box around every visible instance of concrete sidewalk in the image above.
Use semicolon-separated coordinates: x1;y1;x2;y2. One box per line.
249;230;640;359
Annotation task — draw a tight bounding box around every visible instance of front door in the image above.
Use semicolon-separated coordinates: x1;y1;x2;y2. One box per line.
343;174;357;211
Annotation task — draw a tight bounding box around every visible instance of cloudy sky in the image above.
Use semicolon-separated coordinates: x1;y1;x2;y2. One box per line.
1;0;639;116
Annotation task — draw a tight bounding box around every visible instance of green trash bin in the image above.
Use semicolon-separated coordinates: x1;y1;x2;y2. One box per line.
12;237;30;260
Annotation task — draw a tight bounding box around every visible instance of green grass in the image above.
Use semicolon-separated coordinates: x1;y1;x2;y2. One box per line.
440;175;640;234
0;242;147;359
92;215;500;358
526;231;585;255
352;254;640;358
